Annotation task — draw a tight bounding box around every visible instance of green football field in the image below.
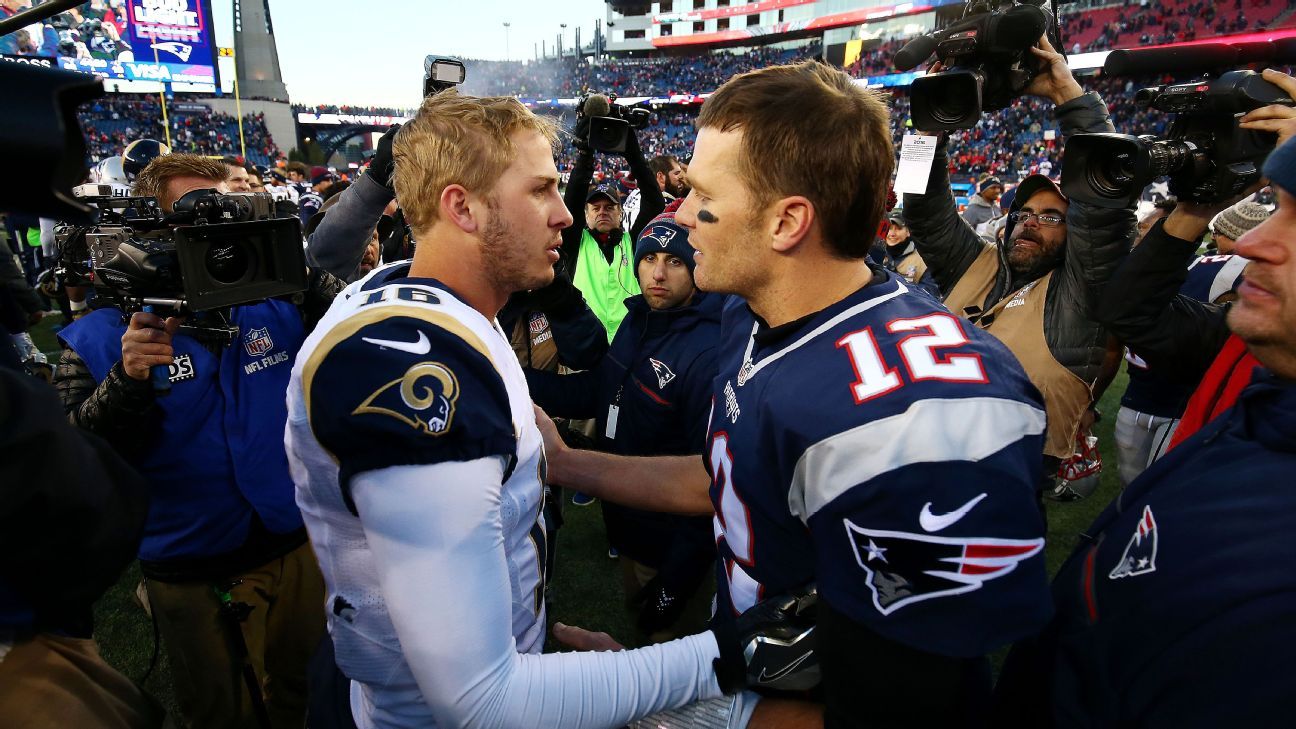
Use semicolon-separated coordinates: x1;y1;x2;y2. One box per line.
29;315;1130;713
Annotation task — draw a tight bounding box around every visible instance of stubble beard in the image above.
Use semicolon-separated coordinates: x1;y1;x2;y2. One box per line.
482;200;552;294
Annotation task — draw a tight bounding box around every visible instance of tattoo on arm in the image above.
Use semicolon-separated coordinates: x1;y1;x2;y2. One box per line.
697;209;719;224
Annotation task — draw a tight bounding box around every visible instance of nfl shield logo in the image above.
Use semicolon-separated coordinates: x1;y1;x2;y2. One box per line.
244;327;274;357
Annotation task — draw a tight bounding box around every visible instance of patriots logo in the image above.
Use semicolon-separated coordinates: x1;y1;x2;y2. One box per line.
1109;505;1158;579
150;42;193;62
243;327;274;357
845;520;1043;615
353;361;460;435
649;358;675;389
644;225;677;248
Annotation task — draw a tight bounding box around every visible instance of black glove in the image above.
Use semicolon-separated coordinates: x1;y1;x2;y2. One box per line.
710;584;819;695
634;574;690;636
523;267;583;317
368;124;401;190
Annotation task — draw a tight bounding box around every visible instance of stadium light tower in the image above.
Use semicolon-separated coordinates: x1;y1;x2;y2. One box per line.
560;23;567;59
503;22;511;61
232;0;289;101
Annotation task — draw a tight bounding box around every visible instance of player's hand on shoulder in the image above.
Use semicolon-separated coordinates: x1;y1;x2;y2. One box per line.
305;314;515;477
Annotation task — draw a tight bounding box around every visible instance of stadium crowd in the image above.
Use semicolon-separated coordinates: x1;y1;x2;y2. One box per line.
7;1;1296;726
79;96;282;166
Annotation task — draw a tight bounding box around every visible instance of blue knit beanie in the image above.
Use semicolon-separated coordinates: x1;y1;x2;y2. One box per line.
634;212;696;276
1263;137;1296;196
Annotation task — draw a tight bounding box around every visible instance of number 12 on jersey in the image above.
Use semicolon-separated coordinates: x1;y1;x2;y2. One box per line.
836;313;987;403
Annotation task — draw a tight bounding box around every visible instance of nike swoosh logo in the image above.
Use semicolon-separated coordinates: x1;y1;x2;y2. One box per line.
757;650;814;684
919;492;988;533
361;330;430;355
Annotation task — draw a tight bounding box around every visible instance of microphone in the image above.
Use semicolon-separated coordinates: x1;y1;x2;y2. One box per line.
893;35;939;72
1104;44;1240;77
583;93;611;118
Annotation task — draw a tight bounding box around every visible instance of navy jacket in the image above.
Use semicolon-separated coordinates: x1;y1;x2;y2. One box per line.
526;291;721;582
996;370;1296;728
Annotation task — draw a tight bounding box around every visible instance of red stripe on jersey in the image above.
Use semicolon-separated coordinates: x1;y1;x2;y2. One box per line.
966;544;1036;559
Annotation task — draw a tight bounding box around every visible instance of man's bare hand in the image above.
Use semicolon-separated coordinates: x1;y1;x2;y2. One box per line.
1239;69;1296;147
1024;35;1084;106
121;312;183;381
552;622;624;652
533;404;569;481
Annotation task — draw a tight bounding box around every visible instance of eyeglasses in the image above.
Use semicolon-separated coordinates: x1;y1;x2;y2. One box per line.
1010;211;1065;227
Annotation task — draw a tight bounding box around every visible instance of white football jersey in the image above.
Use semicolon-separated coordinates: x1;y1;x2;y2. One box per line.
285;262;546;726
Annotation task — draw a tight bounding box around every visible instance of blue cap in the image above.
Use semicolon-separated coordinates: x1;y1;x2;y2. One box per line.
634;212;696;276
1263;137;1296;197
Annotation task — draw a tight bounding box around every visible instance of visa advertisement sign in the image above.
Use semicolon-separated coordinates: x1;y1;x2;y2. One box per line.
21;0;219;88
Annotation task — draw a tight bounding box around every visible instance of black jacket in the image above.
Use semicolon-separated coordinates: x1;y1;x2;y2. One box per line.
902;92;1136;385
1091;218;1231;384
526;291;721;588
559;131;664;277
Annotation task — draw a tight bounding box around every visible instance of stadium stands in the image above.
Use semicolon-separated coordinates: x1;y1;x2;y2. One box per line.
79;96;282;167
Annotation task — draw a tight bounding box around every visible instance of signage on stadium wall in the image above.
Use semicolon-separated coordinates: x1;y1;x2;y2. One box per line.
297;113;413;126
172;102;211;112
654;0;815;24
653;0;963;47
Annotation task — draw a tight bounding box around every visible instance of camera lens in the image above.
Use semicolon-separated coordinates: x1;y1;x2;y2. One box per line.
1144;140;1194;178
1085;151;1138;199
205;241;250;284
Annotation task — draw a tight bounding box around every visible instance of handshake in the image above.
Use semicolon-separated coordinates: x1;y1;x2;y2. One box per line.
557;584;821;695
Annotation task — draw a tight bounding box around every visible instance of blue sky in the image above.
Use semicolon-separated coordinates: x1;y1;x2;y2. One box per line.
217;0;609;106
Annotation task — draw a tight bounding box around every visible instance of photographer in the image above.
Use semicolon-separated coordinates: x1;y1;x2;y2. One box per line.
994;133;1296;729
305;125;399;283
560;101;666;341
903;36;1135;487
51;154;343;729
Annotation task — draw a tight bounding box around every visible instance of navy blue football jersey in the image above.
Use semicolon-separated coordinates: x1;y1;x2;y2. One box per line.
707;272;1052;658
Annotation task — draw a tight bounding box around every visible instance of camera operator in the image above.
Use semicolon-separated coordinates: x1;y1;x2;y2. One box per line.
1092;68;1296;452
903;36;1135;489
51;153;345;729
527;209;719;646
560;103;666;341
305;125;399;284
994;132;1296;729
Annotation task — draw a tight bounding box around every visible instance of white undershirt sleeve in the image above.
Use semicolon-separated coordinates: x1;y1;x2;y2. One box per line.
352;458;724;729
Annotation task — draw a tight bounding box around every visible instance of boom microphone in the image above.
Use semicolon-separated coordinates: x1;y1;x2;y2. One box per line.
583;93;612;118
1104;44;1241;77
893;35;939;72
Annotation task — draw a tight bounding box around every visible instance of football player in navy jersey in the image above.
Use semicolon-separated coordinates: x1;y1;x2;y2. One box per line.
540;61;1053;727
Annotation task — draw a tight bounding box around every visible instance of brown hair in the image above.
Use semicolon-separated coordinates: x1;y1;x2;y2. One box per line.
286;161;309;177
697;61;894;259
131;153;228;211
393;89;558;235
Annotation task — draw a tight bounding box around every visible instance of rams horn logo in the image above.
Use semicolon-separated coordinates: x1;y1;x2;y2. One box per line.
353;362;460;435
150;42;193;62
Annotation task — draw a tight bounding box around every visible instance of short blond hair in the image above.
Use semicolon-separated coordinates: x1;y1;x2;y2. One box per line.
131;153;228;211
698;61;893;259
393;90;558;234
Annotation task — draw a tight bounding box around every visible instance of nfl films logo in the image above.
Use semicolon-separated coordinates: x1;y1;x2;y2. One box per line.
244;327;275;357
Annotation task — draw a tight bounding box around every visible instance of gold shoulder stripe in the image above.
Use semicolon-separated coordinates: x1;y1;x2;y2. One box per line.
302;305;498;437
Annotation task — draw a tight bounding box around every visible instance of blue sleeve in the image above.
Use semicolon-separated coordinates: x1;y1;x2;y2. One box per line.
679;347;718;453
548;304;610;371
802;410;1052;658
307;314;516;500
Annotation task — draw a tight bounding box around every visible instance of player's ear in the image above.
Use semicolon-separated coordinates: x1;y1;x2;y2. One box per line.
769;195;815;254
439;184;479;234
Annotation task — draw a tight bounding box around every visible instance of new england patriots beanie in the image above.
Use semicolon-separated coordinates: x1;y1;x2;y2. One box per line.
634;212;697;276
1263;136;1296;197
